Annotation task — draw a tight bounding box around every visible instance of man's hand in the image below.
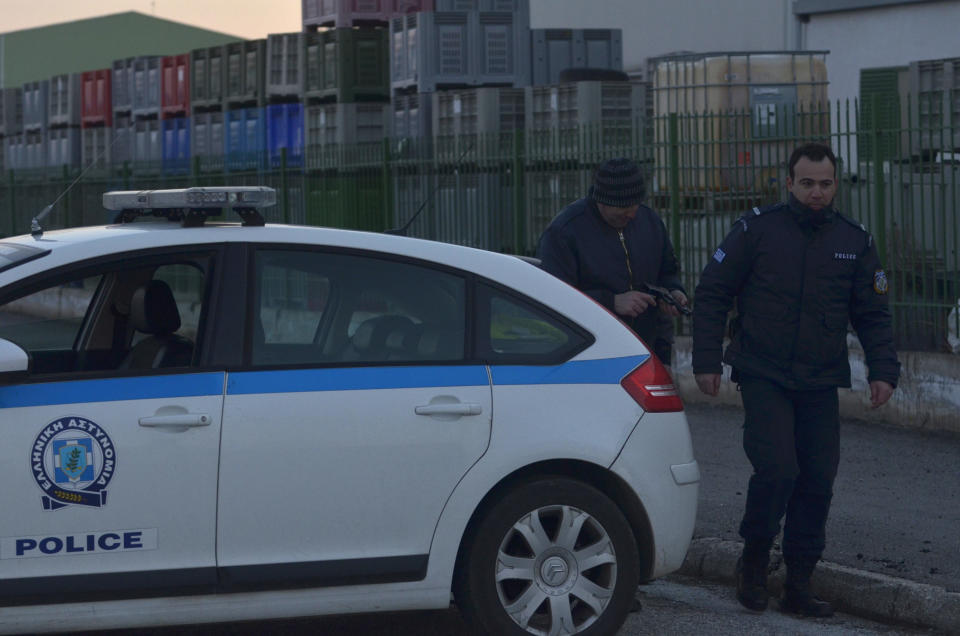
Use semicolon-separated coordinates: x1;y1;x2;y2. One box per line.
614;291;656;317
659;289;690;317
695;373;721;396
869;380;894;408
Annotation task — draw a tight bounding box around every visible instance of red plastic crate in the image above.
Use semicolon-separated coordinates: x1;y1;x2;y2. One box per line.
162;54;191;117
81;70;112;127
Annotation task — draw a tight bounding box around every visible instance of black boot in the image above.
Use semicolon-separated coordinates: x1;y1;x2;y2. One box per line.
736;541;771;611
780;556;835;617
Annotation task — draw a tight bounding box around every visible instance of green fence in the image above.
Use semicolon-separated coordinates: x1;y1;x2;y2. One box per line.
1;98;958;352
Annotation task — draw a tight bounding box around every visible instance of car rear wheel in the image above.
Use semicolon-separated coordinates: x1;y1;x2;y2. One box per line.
455;478;640;635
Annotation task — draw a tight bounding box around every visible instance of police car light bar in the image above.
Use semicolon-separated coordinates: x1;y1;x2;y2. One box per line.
103;187;277;211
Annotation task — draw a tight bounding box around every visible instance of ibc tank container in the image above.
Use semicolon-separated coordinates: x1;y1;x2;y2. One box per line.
651;51;829;192
81;70;113;127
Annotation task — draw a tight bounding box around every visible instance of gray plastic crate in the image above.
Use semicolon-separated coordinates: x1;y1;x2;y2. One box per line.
225;40;267;107
47;127;81;168
112;56;163;117
391;10;529;93
525;80;645;156
306;102;390;146
908;57;960;153
303;0;393;29
531;29;622;85
433;86;524;153
23;81;49;132
193;111;225;157
1;87;23;137
81;126;112;170
192;45;227;110
133;117;162;172
392;90;433;139
267;33;304;99
6;131;47;170
49;73;83;127
112;114;135;166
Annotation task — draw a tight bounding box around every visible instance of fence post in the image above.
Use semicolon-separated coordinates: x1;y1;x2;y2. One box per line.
871;95;887;264
512;129;525;254
123;161;131;190
6;170;14;238
280;147;289;224
382;137;392;231
668;113;682;253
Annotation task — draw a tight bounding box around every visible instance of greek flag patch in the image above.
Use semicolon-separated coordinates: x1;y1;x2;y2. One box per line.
713;248;726;263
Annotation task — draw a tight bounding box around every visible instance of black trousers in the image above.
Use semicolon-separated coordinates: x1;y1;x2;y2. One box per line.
737;374;840;561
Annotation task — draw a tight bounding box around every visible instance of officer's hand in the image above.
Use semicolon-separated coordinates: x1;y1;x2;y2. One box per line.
869;380;894;408
659;290;689;317
695;373;721;396
614;291;656;317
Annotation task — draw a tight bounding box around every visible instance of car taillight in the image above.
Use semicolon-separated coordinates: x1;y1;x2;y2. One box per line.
621;354;684;413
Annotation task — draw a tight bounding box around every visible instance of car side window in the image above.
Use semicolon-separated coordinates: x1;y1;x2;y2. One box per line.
0;254;212;377
252;249;466;366
478;283;590;364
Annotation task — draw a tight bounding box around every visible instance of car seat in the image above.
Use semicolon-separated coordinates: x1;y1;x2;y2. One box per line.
119;280;194;369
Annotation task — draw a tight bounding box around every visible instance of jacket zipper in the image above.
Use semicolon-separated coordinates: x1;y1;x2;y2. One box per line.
618;230;634;291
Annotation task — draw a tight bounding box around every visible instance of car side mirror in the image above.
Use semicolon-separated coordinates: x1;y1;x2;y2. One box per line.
0;338;29;383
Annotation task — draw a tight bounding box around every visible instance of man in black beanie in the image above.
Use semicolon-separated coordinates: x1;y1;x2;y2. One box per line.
537;157;687;363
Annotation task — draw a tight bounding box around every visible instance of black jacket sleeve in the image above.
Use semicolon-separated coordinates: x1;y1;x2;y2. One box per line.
537;224;615;310
691;221;752;374
849;240;900;386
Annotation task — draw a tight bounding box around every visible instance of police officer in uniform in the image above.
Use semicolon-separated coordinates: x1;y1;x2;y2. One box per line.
692;143;900;616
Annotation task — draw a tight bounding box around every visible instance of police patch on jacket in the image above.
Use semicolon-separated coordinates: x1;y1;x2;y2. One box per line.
874;269;889;295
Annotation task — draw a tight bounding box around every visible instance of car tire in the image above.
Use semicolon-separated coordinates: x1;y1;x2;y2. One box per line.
455;477;640;635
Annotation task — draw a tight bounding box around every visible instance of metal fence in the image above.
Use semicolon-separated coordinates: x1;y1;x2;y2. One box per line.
1;98;958;352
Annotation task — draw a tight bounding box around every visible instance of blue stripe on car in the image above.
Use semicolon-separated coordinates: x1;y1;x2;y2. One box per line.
0;373;226;409
226;366;490;394
489;355;649;385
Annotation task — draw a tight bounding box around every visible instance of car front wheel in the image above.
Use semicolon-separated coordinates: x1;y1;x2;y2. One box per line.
455;478;640;635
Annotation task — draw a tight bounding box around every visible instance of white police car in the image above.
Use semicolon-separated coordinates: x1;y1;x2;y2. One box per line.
0;187;699;635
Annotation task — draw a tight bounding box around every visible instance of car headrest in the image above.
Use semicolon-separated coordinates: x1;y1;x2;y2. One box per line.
130;280;181;335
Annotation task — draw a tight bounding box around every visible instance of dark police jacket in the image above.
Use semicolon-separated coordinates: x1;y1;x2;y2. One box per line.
692;200;900;389
537;195;684;347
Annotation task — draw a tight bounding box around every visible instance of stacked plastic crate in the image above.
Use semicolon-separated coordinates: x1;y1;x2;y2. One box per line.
266;32;306;169
17;80;49;171
113;56;163;173
191;45;226;172
223;39;268;172
161;54;191;175
47;74;83;170
80;70;113;172
1;88;23;174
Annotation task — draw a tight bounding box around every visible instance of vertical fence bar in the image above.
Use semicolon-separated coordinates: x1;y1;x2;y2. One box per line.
668;113;681;253
512;128;525;255
871;96;887;265
381;137;392;231
280;147;289;224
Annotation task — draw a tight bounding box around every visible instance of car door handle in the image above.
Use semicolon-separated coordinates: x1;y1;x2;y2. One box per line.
139;414;211;428
415;403;482;416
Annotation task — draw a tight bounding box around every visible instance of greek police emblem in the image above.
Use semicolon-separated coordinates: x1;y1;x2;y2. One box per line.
874;270;889;295
31;418;116;511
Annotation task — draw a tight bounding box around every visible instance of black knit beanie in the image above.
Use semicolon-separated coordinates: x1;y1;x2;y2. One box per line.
589;158;645;207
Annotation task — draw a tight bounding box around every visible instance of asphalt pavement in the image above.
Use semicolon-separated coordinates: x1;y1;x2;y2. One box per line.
682;401;960;632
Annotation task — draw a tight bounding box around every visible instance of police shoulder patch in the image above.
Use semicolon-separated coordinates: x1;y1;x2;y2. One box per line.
874;269;889;295
733;202;785;231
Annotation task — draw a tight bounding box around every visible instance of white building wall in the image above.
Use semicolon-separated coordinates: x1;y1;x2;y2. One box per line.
529;0;796;76
801;0;960;108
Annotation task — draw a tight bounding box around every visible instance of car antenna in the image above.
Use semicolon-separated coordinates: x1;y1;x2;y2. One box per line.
31;128;131;240
384;140;475;236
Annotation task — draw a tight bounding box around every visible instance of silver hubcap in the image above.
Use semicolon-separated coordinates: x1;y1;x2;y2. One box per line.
495;504;618;635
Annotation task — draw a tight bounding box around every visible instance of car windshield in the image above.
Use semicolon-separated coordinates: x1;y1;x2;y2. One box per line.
0;243;50;274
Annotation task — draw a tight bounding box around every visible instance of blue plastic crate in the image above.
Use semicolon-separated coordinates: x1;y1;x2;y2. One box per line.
162;116;191;175
225;107;266;172
266;103;304;168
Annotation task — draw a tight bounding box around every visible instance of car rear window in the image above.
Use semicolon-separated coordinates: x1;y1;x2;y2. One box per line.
0;243;51;274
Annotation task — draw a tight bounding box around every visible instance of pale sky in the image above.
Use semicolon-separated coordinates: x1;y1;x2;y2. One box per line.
0;0;302;39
